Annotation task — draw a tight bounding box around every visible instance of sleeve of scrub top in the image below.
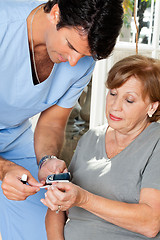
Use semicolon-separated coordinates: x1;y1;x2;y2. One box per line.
56;60;95;108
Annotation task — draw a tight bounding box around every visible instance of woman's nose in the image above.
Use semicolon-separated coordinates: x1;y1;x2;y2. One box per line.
112;98;122;111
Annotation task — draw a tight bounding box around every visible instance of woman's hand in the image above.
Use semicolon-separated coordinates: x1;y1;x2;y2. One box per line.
41;182;88;211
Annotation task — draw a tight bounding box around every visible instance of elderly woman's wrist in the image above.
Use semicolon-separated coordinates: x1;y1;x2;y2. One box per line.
78;188;90;208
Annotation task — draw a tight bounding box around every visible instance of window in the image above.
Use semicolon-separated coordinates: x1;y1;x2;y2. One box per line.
90;0;160;128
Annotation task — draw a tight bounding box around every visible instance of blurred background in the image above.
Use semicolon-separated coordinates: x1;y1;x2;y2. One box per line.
1;1;160;239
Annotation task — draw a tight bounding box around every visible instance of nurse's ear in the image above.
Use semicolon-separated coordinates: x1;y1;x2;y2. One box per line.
48;4;60;25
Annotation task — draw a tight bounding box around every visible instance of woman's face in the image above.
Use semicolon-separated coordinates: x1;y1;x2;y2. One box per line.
106;76;153;134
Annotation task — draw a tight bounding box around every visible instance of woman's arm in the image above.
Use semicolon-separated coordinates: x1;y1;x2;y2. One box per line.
45;208;66;240
82;187;160;238
42;183;160;238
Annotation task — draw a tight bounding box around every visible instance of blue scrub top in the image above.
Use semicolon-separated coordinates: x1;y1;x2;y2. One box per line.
0;0;95;157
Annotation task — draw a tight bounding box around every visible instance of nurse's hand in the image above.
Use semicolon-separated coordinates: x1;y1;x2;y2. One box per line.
1;164;42;200
38;157;68;182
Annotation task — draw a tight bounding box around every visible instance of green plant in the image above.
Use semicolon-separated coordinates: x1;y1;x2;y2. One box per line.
123;0;151;29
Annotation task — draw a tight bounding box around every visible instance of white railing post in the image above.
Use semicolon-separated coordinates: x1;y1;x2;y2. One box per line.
90;59;107;129
152;0;160;58
90;55;114;128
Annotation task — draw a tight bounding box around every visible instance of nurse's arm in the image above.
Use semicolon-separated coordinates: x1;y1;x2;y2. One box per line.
34;104;72;181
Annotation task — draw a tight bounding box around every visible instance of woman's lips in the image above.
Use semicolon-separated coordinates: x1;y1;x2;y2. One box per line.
109;113;122;121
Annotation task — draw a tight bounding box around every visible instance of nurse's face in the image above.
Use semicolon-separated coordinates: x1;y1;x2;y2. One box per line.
45;5;91;66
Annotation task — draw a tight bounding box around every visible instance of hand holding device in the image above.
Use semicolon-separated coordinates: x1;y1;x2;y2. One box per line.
38;157;67;182
1;166;42;200
40;172;71;189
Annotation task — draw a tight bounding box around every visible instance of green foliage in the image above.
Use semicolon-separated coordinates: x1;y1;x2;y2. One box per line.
123;0;152;28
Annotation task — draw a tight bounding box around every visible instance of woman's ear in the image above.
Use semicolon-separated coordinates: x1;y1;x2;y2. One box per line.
148;101;159;117
48;4;60;24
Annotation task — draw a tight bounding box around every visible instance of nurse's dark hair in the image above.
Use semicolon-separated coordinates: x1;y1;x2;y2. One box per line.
44;0;123;60
106;55;160;122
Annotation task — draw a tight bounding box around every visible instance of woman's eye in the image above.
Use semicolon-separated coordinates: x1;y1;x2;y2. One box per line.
126;99;134;103
110;91;116;96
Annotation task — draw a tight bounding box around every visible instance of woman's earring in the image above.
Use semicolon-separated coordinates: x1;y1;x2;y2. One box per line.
148;113;152;118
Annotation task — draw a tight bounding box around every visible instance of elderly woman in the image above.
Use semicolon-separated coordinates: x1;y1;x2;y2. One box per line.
41;55;160;240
